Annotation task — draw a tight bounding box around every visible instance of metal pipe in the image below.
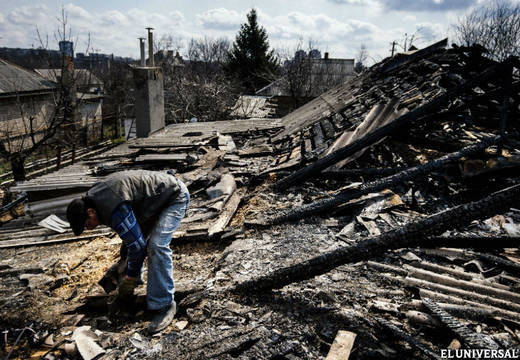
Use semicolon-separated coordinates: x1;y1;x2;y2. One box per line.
139;37;146;67
146;27;154;67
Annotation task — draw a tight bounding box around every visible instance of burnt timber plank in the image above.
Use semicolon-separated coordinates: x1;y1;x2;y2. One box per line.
0;230;113;248
208;192;242;237
376;318;441;360
422;298;500;350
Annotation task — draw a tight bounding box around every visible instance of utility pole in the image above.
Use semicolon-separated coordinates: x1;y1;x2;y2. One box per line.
391;41;397;57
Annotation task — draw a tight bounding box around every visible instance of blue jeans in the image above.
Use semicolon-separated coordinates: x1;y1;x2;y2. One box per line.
146;180;189;310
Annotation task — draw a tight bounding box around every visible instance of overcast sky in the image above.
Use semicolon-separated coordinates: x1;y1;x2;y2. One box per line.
0;0;498;64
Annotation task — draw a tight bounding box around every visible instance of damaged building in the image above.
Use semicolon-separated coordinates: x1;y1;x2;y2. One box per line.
1;38;520;359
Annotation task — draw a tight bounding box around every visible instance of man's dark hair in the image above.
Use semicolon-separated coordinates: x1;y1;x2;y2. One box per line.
66;197;95;236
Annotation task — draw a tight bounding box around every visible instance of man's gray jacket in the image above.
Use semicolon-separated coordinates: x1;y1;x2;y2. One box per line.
86;170;182;230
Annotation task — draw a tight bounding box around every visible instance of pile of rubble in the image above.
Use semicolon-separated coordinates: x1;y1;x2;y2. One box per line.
1;39;520;359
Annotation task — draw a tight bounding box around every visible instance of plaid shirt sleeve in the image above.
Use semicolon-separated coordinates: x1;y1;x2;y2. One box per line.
110;203;147;278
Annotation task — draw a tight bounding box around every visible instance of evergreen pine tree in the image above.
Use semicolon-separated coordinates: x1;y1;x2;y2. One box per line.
227;9;279;93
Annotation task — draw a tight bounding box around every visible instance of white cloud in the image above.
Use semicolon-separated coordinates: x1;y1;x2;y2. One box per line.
255;10;391;59
380;0;478;12
8;4;51;25
100;10;129;27
0;3;463;61
196;8;243;30
329;0;478;12
328;0;377;5
416;22;446;42
63;3;92;21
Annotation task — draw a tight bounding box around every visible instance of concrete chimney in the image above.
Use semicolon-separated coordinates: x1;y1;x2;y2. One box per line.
139;37;146;67
132;67;164;137
146;27;154;67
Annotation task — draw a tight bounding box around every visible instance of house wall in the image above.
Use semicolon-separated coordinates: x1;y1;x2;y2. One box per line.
0;92;103;149
80;100;103;143
0;93;55;151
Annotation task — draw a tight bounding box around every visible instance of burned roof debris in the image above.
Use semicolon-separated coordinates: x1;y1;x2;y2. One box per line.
2;40;520;359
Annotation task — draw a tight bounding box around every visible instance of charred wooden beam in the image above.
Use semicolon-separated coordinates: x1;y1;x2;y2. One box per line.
232;183;520;293
318;167;409;179
266;137;498;225
375;318;441;360
422;298;500;350
414;292;520;323
473;252;520;277
402;277;520;313
274;58;512;191
423;236;520;249
497;62;513;155
404;265;520;303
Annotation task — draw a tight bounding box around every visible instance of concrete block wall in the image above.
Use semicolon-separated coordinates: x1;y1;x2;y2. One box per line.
132;67;165;138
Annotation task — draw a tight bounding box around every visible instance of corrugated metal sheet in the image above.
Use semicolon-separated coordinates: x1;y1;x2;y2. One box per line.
35;68;103;87
0;59;55;95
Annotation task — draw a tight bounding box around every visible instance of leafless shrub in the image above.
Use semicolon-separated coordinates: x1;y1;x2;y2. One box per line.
160;37;240;123
455;0;520;60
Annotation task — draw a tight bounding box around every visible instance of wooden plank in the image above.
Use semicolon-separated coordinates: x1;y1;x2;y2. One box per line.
237;144;274;157
163;119;284;137
0;231;112;248
325;330;356;360
208;192;241;237
135;154;194;163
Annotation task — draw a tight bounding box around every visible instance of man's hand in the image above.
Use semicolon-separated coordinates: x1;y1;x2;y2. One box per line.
117;276;138;300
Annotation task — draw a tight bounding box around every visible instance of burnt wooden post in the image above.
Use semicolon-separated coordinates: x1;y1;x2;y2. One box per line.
56;147;62;170
71;143;76;165
497;61;513;156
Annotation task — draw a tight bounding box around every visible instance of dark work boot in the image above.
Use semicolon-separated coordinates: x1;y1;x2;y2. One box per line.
147;301;177;334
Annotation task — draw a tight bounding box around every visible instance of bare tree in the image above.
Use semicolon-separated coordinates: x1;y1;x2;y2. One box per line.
94;60;133;139
354;44;368;73
0;9;88;181
154;34;183;54
275;39;352;108
455;0;520;60
188;36;230;64
160;36;240;123
274;40;321;106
